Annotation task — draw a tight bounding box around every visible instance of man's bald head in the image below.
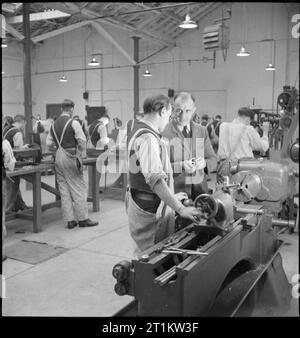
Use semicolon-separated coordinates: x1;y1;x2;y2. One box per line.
174;92;195;110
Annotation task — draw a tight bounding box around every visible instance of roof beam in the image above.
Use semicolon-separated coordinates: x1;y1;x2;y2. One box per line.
1;3;22;14
134;2;182;22
46;2;175;47
6;10;71;24
3;20;25;40
91;21;136;65
31;20;91;43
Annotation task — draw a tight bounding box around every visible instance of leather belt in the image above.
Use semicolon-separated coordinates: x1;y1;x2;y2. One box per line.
64;147;77;155
131;189;158;201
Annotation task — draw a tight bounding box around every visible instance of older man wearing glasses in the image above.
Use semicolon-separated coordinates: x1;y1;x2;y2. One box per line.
162;92;217;200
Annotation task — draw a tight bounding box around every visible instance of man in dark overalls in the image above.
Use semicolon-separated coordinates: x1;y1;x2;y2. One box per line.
88;113;110;150
46;99;98;229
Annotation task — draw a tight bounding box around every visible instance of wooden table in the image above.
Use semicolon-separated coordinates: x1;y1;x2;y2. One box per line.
6;157;100;233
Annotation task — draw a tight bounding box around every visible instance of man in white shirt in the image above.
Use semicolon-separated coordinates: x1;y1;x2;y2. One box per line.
218;107;270;161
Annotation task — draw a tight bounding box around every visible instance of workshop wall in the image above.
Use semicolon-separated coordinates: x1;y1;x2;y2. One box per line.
2;2;299;126
2;41;24;116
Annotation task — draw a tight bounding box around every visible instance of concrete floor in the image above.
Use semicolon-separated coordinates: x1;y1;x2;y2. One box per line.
2;173;299;317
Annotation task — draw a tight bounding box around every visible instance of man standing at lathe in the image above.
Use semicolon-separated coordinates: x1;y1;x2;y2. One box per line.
126;94;201;257
162;92;217;200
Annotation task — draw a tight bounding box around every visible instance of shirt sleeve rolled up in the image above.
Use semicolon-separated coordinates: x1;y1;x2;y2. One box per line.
134;133;168;191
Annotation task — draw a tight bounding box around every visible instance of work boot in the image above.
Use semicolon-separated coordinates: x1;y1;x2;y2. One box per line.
78;219;99;227
67;220;78;229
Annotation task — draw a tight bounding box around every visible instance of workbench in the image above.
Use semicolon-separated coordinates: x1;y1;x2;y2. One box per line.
5;157;100;233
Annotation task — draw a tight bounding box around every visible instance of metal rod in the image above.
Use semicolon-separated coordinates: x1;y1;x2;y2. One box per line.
23;2;33;143
139;46;169;63
2;57;216;79
133;36;140;118
271;219;295;228
236;207;263;215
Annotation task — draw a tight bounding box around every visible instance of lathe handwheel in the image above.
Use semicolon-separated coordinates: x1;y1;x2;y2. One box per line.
194;194;218;219
112;261;131;282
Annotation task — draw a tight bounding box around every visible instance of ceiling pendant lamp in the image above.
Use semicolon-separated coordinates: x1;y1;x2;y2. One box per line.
2;38;8;48
179;13;198;29
59;74;68;82
265;4;276;71
143;69;152;77
88;56;100;66
59;33;68;82
237;3;250;57
236;46;250;56
265;63;276;71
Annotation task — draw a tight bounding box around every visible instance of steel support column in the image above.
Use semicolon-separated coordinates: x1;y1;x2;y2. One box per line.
132;36;140;118
23;3;33;143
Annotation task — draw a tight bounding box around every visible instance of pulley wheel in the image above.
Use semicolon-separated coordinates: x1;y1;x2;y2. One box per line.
194;194;218;219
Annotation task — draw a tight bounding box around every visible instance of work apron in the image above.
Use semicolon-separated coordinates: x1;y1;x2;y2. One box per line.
125;128;175;258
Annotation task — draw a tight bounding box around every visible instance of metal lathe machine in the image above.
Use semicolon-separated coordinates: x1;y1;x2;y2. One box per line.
112;87;299;317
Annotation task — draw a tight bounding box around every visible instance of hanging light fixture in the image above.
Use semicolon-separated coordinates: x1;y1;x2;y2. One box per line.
59;74;68;82
179;6;197;29
236;46;250;56
265;62;276;71
236;3;250;56
265;4;276;71
143;41;152;77
143;69;152;77
88;27;100;66
1;38;8;48
59;33;68;82
88;56;100;67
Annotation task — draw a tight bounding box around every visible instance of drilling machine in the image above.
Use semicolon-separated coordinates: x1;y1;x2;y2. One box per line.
112;174;295;316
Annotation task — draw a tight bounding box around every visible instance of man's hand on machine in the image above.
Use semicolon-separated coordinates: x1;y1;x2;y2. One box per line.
177;205;201;222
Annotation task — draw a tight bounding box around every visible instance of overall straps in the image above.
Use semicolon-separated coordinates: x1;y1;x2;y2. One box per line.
3;126;19;140
90;122;103;142
51;118;73;148
126;127;161;188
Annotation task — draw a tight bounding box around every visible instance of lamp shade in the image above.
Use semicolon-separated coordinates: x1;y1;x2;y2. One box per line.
88;57;100;66
179;14;198;29
143;69;152;77
59;74;68;82
236;46;250;56
265;63;276;71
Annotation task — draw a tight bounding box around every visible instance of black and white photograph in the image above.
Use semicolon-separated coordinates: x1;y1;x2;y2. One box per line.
1;1;299;326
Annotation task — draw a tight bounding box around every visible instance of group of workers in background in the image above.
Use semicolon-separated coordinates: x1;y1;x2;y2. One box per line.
2;93;270;260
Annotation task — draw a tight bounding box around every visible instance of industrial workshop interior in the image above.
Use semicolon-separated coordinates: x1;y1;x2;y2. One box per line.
1;1;299;321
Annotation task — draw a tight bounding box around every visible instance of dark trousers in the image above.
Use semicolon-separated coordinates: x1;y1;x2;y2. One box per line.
5;176;27;212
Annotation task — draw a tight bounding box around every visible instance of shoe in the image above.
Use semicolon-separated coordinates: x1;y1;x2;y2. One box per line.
78;219;99;227
67;220;78;229
2;255;7;262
